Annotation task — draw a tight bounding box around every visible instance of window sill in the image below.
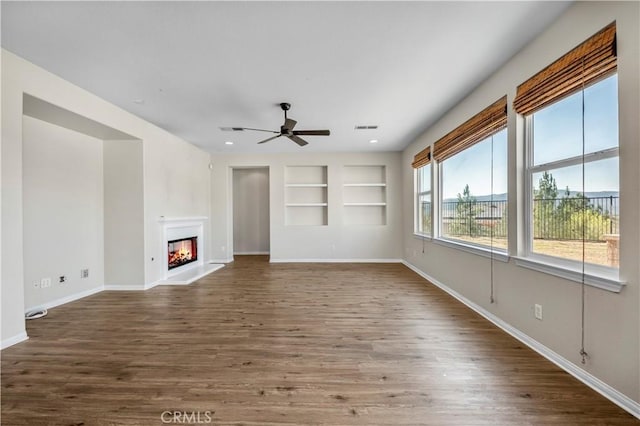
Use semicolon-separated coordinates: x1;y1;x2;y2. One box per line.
433;238;509;262
513;256;625;293
413;232;432;240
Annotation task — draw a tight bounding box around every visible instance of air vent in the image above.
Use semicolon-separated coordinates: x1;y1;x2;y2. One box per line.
355;125;378;130
219;127;245;132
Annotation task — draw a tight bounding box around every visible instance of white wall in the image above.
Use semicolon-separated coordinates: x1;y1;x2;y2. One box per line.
23;116;104;310
1;49;211;345
233;168;270;254
0;44;3;346
142;130;211;285
402;2;639;403
210;152;402;262
104;139;145;286
2;51;28;344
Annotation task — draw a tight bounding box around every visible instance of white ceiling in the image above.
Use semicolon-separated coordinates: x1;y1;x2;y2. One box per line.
1;1;570;153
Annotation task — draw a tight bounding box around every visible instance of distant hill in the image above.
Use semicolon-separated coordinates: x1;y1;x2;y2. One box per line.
443;191;618;203
566;191;619;199
443;193;507;203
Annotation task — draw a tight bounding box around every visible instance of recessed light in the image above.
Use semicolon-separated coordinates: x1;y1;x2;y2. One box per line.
369;139;379;144
225;141;234;145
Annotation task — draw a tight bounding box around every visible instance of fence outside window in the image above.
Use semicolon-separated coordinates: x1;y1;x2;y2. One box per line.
424;195;619;266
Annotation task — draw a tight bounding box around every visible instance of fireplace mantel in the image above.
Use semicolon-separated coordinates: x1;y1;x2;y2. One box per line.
158;216;208;224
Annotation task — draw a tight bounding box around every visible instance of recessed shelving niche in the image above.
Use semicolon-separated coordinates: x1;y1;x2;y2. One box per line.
343;165;386;225
285;166;328;226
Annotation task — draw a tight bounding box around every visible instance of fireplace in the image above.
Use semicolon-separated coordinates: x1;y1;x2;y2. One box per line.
168;237;198;270
160;216;207;280
158;216;222;285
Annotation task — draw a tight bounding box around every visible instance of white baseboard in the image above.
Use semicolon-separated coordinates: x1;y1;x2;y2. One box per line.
1;331;29;350
234;252;270;255
104;281;160;291
401;260;640;419
103;284;147;291
145;281;160;290
103;281;161;290
25;286;104;313
270;258;403;263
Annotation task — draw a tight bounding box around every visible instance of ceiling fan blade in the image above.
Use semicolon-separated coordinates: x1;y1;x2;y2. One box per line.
288;134;309;146
293;130;330;136
257;134;282;144
236;127;279;133
283;118;297;131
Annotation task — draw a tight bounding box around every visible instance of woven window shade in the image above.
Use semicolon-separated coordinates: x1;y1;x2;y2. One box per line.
412;146;431;168
432;96;507;162
513;22;616;116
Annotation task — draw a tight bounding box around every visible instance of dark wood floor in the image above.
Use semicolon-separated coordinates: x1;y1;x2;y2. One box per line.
1;256;637;425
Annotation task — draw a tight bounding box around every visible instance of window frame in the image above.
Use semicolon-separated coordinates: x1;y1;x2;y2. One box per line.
435;129;508;255
414;163;432;238
522;75;621;281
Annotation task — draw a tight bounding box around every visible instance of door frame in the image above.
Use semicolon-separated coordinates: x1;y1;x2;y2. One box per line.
228;165;271;259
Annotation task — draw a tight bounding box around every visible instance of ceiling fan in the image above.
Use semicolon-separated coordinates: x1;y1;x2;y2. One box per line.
234;103;330;146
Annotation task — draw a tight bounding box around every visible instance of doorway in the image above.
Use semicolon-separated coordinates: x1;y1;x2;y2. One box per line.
232;167;270;255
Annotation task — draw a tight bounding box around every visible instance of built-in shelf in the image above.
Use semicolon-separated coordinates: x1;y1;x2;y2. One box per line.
343;165;387;225
343;183;386;187
285;166;328;226
285;183;328;188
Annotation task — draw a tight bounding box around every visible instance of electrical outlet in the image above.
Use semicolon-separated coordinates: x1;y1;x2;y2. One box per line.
534;304;543;320
81;269;89;278
59;275;66;283
41;278;51;288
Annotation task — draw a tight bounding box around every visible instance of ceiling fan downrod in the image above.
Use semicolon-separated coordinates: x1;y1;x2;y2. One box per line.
280;102;291;120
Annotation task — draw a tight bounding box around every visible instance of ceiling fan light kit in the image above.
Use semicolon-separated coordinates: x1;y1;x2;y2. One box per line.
230;103;331;147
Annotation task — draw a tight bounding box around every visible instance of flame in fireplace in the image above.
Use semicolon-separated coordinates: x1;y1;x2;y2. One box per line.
168;237;198;270
170;242;192;263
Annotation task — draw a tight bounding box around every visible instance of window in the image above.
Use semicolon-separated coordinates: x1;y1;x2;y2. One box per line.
514;22;619;269
416;164;431;236
412;146;432;236
526;74;619;267
440;129;508;249
432;96;508;252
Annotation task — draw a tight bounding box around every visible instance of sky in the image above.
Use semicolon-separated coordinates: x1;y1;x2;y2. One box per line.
442;129;507;199
532;74;618;193
440;74;619;199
